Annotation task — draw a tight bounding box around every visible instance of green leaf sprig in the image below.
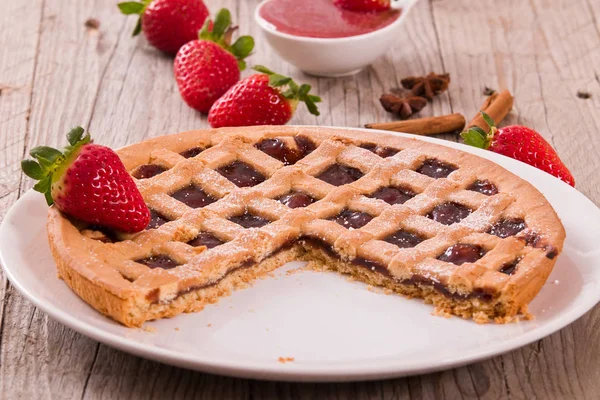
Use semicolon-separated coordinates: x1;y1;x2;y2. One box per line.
21;127;91;205
253;65;322;116
460;111;497;149
199;9;255;71
117;0;151;36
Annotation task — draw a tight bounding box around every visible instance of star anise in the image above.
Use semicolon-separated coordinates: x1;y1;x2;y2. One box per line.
401;72;451;100
379;93;427;120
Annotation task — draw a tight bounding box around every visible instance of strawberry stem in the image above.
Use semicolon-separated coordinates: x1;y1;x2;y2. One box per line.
21;127;91;206
252;65;322;116
199;8;254;71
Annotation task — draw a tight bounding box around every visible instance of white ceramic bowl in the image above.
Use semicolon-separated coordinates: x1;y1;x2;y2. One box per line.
254;0;418;77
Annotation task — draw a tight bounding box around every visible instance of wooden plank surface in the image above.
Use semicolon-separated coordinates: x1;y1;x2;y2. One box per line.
0;0;599;398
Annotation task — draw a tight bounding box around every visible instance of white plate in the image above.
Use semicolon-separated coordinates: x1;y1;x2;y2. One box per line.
1;127;599;382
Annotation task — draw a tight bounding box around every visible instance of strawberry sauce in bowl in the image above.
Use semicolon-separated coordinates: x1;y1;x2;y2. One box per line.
259;0;401;39
254;0;417;77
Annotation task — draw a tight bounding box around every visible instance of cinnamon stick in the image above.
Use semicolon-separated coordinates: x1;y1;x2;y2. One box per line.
468;89;514;130
365;113;466;136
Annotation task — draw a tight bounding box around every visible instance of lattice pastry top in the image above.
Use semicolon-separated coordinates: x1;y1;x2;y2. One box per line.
47;126;564;324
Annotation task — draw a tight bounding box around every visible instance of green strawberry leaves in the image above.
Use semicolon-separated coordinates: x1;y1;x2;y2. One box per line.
268;74;292;87
21;159;45;180
21;126;91;206
253;65;275;75
460;111;496;149
304;94;321;116
33;177;52;201
132;19;143;37
117;1;145;14
30;146;63;163
198;18;214;41
199;8;255;70
67;126;86;146
211;8;231;38
230;36;255;70
117;0;150;37
461;127;489;149
252;65;322;116
480;111;496;130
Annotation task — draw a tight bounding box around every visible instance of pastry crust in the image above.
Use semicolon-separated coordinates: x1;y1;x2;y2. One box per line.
46;126;565;327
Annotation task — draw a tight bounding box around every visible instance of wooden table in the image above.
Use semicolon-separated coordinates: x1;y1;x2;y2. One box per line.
1;0;599;398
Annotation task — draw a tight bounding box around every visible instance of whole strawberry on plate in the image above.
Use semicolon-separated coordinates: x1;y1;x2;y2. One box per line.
118;0;210;55
174;8;254;113
208;65;321;128
461;112;575;186
21;127;151;233
334;0;391;12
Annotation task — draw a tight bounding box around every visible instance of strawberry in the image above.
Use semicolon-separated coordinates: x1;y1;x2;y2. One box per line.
334;0;391;12
461;112;575;186
118;0;210;55
21;127;151;233
208;66;321;128
174;8;254;113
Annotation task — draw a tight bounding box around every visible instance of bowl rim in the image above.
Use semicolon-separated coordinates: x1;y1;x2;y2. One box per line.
253;0;417;44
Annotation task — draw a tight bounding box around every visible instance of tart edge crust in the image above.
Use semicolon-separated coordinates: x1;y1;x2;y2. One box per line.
49;217;301;327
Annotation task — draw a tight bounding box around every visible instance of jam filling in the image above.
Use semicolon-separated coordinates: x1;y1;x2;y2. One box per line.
294;135;317;156
329;209;373;229
86;226;121;243
523;231;542;247
317;164;363;186
409;275;494;302
136;255;180;270
147;237;497;303
146;210;170;230
428;202;472;225
384;230;424;248
278;191;315;208
499;258;521;275
180;147;204;159
300;237;494;302
468;179;498;196
133;164;167;179
217;161;266;187
545;247;558;260
489;218;526;238
376;148;399;158
416;159;456;179
229;212;271;228
172;260;255;300
159;244;298;303
522;231;558;259
490;220;556;259
353;257;393;278
147;258;260;302
170;185;217;209
187;232;224;249
256;136;316;165
360;143;399;158
370;186;415;205
438;244;485;265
